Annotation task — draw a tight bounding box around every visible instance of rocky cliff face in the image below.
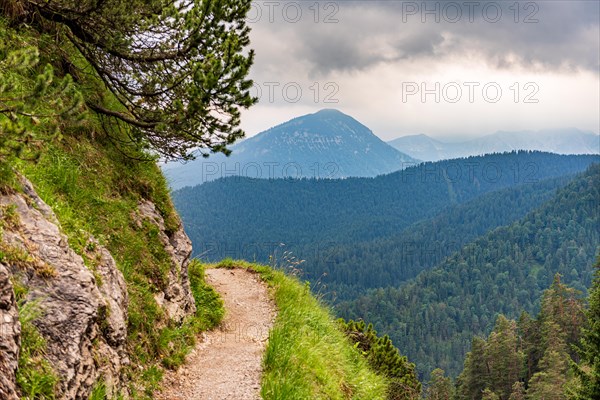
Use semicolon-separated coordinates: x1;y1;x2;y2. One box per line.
0;263;20;400
136;200;196;322
0;177;196;399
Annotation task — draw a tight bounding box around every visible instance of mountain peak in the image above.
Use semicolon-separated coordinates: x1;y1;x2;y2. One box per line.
163;110;418;188
313;108;344;116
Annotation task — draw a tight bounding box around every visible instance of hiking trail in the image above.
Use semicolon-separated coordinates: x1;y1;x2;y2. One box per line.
157;268;276;400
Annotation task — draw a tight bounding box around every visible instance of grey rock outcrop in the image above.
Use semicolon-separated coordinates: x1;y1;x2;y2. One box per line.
0;179;128;399
0;176;197;399
0;263;21;400
136;200;196;322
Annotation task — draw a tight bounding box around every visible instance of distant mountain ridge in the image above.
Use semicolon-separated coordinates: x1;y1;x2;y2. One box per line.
388;129;600;162
172;151;599;262
163;109;418;189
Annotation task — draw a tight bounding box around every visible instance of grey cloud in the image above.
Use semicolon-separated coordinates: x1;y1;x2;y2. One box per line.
249;0;599;76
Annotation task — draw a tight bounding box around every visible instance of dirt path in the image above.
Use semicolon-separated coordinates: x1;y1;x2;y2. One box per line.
157;268;276;400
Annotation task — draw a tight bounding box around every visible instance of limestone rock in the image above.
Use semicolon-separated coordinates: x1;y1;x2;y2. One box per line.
0;178;129;399
136;200;196;322
0;263;20;400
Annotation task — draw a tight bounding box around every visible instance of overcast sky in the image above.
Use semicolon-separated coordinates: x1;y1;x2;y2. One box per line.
237;0;600;141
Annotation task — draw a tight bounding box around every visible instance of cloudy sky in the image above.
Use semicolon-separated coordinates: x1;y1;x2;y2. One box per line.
238;0;599;141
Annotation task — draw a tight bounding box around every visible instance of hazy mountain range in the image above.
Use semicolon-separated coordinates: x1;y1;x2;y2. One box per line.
388;129;600;162
163;109;417;189
163;109;599;189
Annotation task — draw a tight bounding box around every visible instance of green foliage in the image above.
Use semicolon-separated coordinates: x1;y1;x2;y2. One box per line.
4;0;256;160
482;388;500;400
1;3;244;397
174;151;597;270
0;30;84;177
571;259;600;400
88;381;107;400
525;346;569;400
212;260;389;400
338;319;421;400
158;260;225;370
484;316;525;400
508;382;526;400
16;301;59;399
338;165;600;377
455;277;587;400
16;131;220;396
456;336;491;400
188;259;225;330
424;369;454;400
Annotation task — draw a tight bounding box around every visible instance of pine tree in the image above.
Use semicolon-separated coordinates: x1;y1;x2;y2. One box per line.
518;311;543;381
485;315;525;399
526;345;569;399
339;319;421;400
2;0;256;160
457;337;489;400
571;259;600;399
482;388;500;400
539;274;586;354
0;43;83;180
425;368;454;400
508;382;525;400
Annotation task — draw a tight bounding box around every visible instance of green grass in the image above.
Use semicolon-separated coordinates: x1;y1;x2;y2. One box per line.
213;259;389;400
0;15;228;400
15;297;59;400
2;16;383;399
13;129;222;398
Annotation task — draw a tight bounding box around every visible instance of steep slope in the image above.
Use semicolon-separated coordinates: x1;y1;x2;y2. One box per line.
389;129;600;162
303;173;576;300
163;109;418;189
337;164;600;378
213;262;396;400
0;17;224;396
173;152;598;263
0;134;225;399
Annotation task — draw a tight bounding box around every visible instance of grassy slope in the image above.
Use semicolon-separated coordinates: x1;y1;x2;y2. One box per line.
16;133;225;398
11;121;388;399
1;17;389;400
214;259;389;400
0;16;224;398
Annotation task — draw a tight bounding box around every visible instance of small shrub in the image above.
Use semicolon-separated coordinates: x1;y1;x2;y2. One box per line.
339;319;422;400
16;301;59;399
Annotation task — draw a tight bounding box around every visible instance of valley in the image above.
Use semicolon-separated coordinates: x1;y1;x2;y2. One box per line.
171;133;600;381
1;1;599;398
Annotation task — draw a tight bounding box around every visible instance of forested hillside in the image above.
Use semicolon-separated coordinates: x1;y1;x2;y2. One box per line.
0;1;257;397
174;152;598;262
302;174;576;300
426;274;591;400
337;164;600;378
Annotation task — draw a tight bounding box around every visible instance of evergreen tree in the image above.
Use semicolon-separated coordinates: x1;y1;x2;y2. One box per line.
539;274;586;355
485;315;525;399
457;337;489;400
508;382;525;400
482;388;500;400
526;335;570;400
455;277;591;400
571;259;600;400
517;312;542;382
0;44;83;169
339;319;421;400
425;368;454;400
2;0;256;160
